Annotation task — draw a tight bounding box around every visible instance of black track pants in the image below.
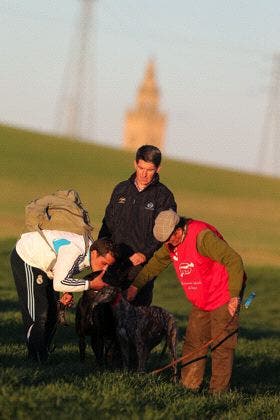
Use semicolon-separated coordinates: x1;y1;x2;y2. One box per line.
10;248;59;361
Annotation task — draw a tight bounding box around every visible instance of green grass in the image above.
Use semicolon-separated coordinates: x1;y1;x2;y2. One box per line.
1;125;280;418
0;238;279;419
1;124;280;266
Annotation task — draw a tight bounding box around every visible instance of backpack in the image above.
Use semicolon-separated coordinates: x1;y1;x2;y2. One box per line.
25;189;93;252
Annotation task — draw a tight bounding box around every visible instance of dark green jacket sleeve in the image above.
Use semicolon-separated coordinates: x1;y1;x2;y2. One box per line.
132;245;172;289
197;230;245;298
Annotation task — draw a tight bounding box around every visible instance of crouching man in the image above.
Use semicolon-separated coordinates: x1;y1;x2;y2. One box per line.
10;232;117;363
127;210;246;394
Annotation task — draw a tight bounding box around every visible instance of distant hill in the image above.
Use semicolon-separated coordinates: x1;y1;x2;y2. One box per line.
1;124;279;267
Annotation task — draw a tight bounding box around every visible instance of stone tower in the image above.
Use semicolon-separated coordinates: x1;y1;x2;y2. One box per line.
123;60;166;150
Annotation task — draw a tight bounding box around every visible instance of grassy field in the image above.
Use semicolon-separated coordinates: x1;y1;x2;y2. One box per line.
1;124;280;266
1;124;280;418
0;239;279;419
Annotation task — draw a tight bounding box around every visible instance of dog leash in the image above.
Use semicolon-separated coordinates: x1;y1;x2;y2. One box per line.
151;290;256;376
151;309;239;376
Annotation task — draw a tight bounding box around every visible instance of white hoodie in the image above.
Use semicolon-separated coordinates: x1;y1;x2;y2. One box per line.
16;230;92;292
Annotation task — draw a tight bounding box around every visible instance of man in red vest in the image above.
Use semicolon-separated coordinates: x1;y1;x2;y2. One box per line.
127;209;246;394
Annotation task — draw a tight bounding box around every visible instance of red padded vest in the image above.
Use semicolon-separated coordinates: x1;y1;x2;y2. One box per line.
169;220;230;311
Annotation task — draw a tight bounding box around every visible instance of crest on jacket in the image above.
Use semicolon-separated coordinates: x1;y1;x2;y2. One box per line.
117;197;126;204
145;201;155;210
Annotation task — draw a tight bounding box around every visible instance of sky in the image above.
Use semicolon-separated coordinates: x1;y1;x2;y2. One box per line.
1;0;280;177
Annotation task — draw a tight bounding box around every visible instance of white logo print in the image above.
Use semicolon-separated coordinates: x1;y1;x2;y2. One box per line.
145;201;154;210
179;262;194;276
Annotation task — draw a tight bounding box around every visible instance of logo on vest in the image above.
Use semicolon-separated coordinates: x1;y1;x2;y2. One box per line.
179;262;194;276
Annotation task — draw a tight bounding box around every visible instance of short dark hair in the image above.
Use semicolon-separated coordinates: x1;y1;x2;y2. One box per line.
166;217;192;251
174;217;188;231
172;217;193;237
135;145;162;167
90;238;118;258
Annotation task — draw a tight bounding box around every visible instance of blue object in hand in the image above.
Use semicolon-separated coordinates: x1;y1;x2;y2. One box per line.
244;292;256;309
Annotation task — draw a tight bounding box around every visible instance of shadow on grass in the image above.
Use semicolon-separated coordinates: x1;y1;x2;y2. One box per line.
0;299;20;313
239;326;280;340
0;320;24;343
1;345;278;396
232;354;280;394
0;347;151;387
0;351;99;386
148;348;280;395
0;323;81;351
1;307;279;396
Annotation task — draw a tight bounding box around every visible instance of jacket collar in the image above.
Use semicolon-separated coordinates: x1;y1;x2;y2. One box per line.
129;172;160;190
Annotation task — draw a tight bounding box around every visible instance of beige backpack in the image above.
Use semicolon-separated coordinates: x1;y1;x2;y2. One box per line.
25;189;93;251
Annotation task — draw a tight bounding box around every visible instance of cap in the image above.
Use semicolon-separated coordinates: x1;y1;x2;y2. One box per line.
153;209;180;242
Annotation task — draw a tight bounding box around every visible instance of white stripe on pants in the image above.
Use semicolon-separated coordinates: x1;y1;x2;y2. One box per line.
24;262;35;322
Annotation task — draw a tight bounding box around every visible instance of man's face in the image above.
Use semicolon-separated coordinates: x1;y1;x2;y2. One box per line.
134;159;159;187
90;251;115;272
165;228;184;248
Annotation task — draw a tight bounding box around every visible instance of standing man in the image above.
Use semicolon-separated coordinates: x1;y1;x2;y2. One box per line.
98;145;177;306
127;210;246;393
10;233;116;363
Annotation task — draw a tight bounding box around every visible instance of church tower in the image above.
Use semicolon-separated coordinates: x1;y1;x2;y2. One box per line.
123;60;166;150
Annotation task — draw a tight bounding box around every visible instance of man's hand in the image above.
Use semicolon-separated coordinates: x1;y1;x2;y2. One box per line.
228;297;240;317
60;292;74;307
129;252;146;266
89;270;109;290
126;285;139;301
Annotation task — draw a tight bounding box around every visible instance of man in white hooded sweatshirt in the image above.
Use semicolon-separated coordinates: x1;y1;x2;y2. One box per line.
10;232;116;363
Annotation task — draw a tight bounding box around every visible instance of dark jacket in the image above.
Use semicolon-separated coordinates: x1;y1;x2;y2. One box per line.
98;173;177;260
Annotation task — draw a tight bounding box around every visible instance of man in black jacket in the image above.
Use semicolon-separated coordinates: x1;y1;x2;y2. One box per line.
98;145;177;306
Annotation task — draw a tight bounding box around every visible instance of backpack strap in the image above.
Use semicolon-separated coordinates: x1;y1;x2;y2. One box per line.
37;226;92;272
36;226;57;271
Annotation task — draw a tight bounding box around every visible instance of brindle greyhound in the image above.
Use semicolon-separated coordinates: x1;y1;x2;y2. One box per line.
76;286;178;380
75;287;117;365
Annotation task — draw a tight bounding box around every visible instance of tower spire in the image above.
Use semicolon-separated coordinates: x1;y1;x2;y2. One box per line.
137;59;159;111
123;60;166;150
